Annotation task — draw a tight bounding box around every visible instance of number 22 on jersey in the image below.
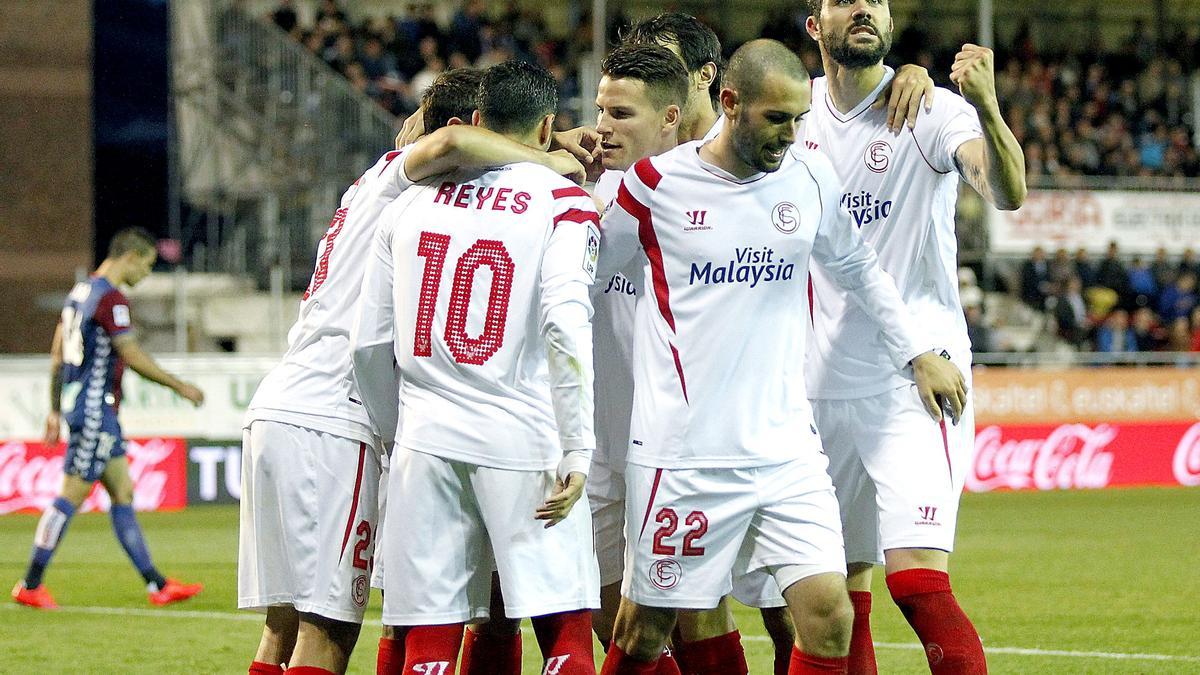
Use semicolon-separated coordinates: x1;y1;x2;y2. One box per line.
413;231;515;366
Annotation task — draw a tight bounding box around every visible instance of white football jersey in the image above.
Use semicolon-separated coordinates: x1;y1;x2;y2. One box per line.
590;169;639;471
598;141;928;469
354;163;600;471
806;68;982;399
248;149;415;445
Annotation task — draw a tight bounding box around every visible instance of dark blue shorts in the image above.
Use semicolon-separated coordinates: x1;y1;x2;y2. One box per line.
64;407;126;482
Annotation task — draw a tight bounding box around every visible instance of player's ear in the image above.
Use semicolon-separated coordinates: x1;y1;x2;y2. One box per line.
446;116;466;127
719;87;740;118
696;61;718;93
663;104;681;133
536;113;556;150
805;14;821;41
470;109;482;126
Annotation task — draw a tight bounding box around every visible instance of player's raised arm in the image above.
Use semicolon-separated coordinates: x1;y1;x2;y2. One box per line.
112;334;204;406
349;215;401;448
950;44;1027;211
44;321;65;445
535;192;600;528
806;158;966;421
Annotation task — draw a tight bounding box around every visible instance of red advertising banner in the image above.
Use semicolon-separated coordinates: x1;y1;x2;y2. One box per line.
968;421;1200;492
0;438;188;514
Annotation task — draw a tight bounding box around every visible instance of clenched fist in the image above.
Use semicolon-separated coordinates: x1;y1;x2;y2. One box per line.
950;44;998;112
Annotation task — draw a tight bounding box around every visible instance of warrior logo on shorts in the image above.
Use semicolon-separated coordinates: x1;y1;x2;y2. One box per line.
865;140;892;173
771;202;800;234
352;574;368;608
649;558;682;590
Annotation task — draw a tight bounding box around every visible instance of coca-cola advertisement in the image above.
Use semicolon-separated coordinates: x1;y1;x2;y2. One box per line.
0;437;187;514
969;421;1200;492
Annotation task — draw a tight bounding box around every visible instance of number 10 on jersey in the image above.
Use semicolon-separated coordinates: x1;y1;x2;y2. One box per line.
413;231;515;366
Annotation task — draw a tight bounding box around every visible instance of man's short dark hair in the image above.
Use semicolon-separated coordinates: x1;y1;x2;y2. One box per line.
623;12;724;107
601;44;690;111
422;68;483;132
477;60;559;135
107;227;156;259
805;0;821;18
723;39;809;101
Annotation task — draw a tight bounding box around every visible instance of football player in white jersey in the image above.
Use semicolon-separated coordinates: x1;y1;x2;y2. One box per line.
238;68;587;675
351;61;603;675
596;40;967;675
802;1;1026;673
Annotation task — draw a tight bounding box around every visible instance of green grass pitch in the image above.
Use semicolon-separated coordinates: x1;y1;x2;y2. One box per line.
2;488;1198;673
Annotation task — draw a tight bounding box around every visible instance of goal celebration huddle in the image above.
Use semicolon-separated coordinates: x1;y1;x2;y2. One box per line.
17;2;1026;674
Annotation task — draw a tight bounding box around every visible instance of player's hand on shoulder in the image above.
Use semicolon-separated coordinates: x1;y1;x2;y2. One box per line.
44;412;62;446
395;105;426;148
950;44;998;111
535;471;586;528
551;127;603;181
547;149;588;186
176;382;205;407
875;63;935;133
911;351;966;424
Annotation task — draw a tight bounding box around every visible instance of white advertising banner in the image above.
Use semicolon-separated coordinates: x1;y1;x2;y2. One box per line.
989;189;1200;255
0;355;277;441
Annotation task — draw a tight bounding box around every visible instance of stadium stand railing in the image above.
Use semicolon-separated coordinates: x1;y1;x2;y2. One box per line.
171;0;396;291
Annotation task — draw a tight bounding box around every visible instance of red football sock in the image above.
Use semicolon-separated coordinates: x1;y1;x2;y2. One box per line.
532;609;595;674
847;591;878;675
461;627;522;675
788;646;848;673
886;569;987;674
599;642;660;675
656;648;681;675
283;668;335;675
249;662;284;675
378;636;403;675
674;631;748;675
403;623;465;675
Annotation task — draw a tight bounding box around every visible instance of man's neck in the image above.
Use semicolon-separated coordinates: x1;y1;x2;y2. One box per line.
698;130;755;179
680;101;719;142
94;260;121;286
822;57;887;115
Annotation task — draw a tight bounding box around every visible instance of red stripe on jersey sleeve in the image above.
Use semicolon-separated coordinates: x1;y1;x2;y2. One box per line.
553;208;600;228
552;186;591;200
617;181;675;332
632;157;663;190
377;150;404;176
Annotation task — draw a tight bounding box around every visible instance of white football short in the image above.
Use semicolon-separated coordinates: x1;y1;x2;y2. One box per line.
813;375;976;566
622;457;846;609
371;451;390;590
238;420;381;623
588;460;627;587
381;447;601;625
731;569;787;609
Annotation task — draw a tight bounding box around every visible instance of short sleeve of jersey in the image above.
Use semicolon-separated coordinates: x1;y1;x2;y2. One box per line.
549;186;602;285
923;90;984;174
95;289;133;337
382;147;415;195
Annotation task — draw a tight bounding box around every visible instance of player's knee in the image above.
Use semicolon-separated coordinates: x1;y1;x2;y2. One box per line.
804;593;853;653
613;606;674;661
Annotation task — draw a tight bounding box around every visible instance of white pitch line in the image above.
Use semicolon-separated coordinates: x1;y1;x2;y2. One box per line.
4;604;1199;663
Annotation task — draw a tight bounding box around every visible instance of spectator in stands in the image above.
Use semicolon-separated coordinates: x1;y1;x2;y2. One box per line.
1128;255;1157;307
1166;317;1192;351
1054;276;1091;348
1180;248;1200;280
449;0;487;62
316;0;347;25
1095;309;1137;352
1021;245;1052;309
1132;307;1166;351
1151;246;1176;289
965;305;994;353
1096;241;1133;307
1074;247;1097;288
1050;247;1075;288
1159;272;1198;323
271;0;297;34
1191;307;1200;352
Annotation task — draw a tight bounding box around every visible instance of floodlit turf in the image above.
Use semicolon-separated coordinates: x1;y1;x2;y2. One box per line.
2;488;1198;673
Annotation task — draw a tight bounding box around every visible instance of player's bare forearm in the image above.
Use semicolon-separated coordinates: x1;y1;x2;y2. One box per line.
113;335;203;405
48;323;64;413
955;113;1027;211
406;125;584;183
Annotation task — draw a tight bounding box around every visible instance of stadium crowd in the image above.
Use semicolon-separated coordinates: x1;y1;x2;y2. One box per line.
1018;243;1200;353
